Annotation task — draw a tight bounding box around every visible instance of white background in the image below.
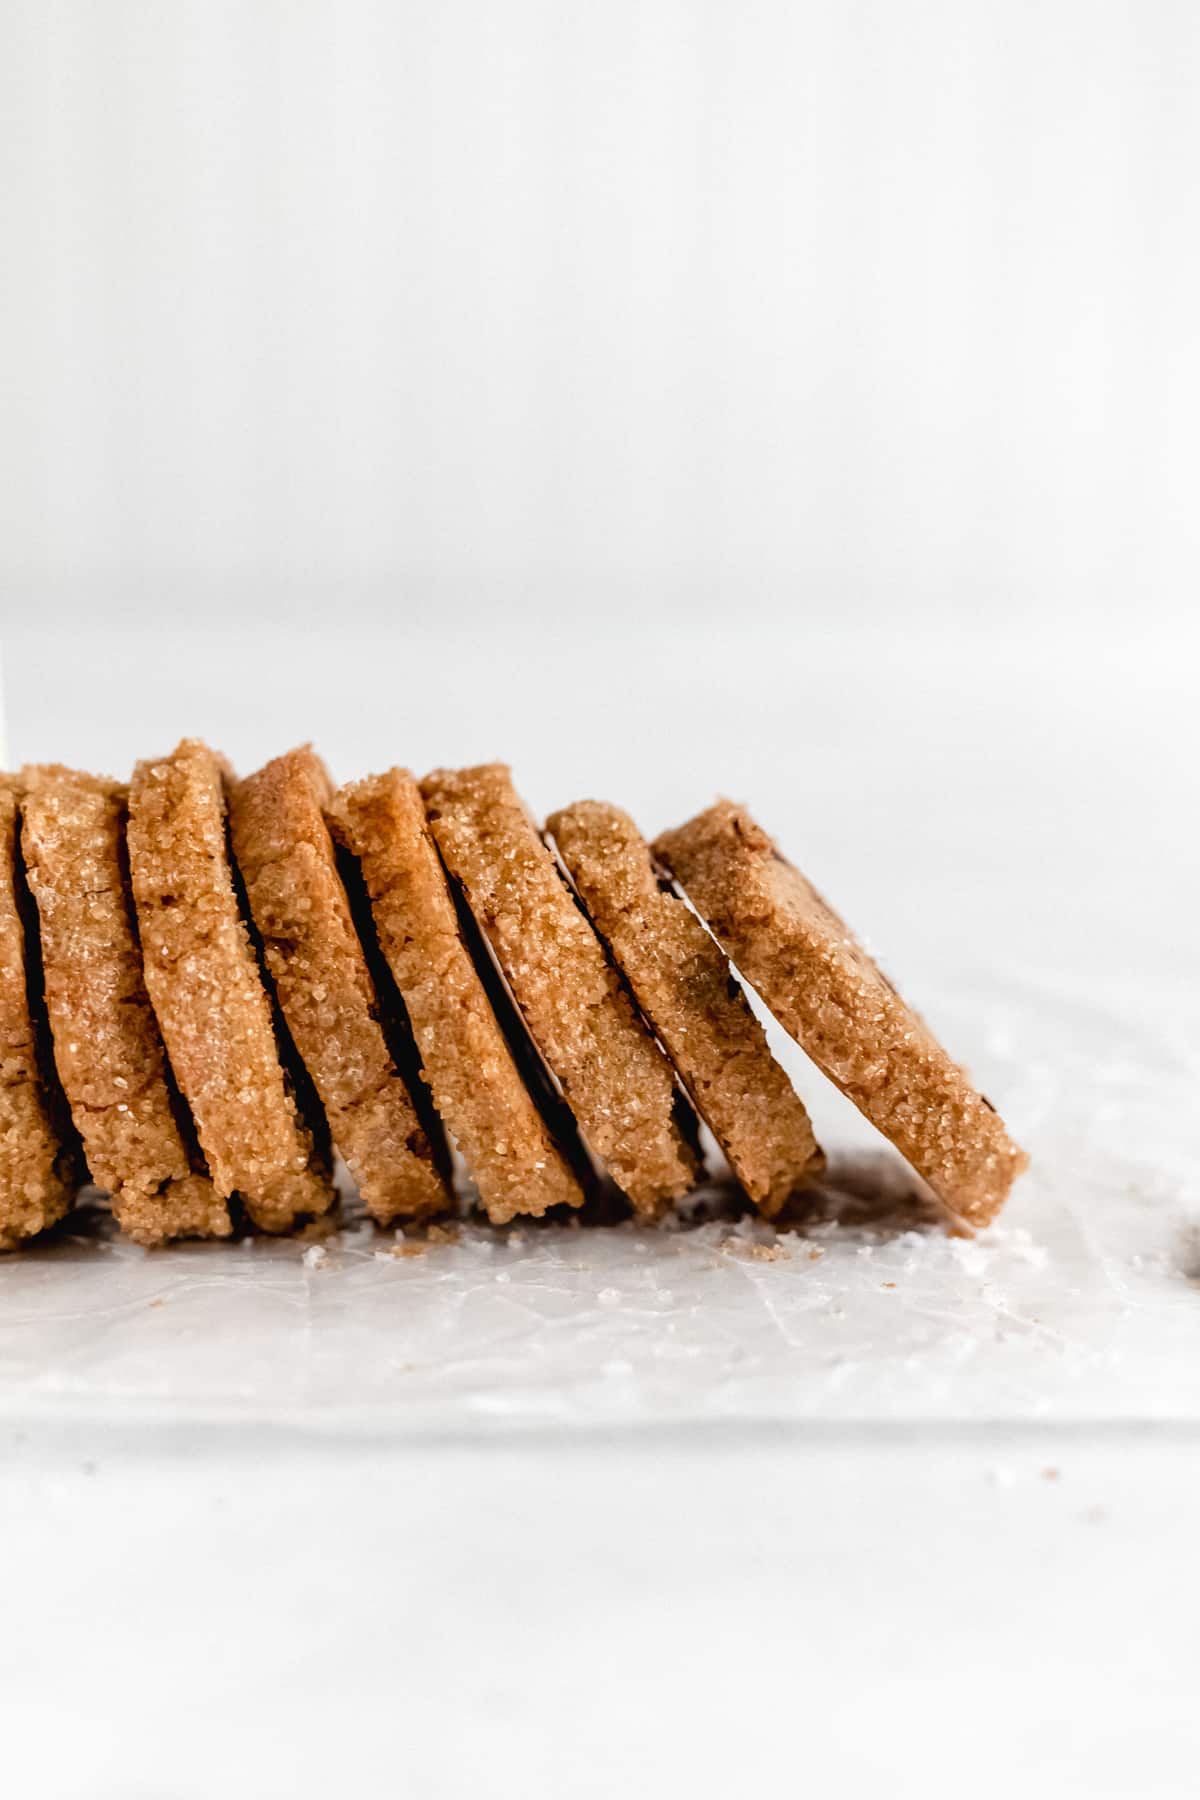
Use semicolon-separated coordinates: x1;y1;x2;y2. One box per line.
3;0;1198;636
2;5;1198;1796
2;0;1195;998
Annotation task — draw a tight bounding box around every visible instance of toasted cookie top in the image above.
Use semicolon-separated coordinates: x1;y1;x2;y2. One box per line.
549;797;823;1217
231;747;451;1226
654;799;1027;1227
421;763;700;1218
22;764;230;1244
0;777;80;1247
329;767;585;1225
128;739;333;1233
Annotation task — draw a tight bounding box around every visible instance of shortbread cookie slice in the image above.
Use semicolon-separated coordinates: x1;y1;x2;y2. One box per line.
548;799;824;1217
230;748;450;1226
21;766;231;1244
128;739;334;1233
328;768;586;1225
419;764;700;1219
653;800;1027;1227
0;778;80;1247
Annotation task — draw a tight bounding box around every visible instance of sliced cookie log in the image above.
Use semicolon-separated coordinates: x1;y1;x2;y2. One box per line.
0;778;81;1248
127;739;334;1233
547;799;824;1217
327;768;586;1225
229;748;450;1226
419;764;700;1219
21;766;231;1245
653;800;1028;1227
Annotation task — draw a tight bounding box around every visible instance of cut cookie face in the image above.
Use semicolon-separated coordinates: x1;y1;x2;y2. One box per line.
653;800;1027;1228
548;799;824;1217
127;739;334;1233
0;778;81;1248
230;747;451;1227
21;766;231;1244
327;767;586;1226
420;763;700;1220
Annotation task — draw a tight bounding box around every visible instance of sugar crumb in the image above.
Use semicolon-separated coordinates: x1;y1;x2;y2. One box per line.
719;1235;790;1261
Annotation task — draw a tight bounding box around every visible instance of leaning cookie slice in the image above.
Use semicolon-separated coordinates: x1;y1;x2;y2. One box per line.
0;778;81;1248
230;748;450;1226
327;768;585;1225
128;739;334;1233
548;799;824;1217
654;800;1027;1228
420;764;700;1219
21;766;231;1245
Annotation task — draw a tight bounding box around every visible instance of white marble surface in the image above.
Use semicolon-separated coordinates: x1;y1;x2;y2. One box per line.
2;617;1197;1795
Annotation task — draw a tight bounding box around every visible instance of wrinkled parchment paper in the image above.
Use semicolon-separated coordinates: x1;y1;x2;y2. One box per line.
2;978;1196;1435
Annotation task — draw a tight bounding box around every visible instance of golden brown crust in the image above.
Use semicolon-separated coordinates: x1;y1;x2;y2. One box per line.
0;779;80;1248
21;765;231;1245
548;799;824;1216
327;768;585;1224
419;764;700;1218
230;748;450;1225
127;739;334;1233
653;800;1028;1227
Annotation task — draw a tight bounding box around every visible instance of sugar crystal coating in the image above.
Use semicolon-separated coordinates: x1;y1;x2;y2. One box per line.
328;768;585;1225
420;764;700;1218
21;765;231;1244
230;747;450;1225
127;740;333;1233
0;778;80;1247
654;800;1028;1227
548;798;824;1216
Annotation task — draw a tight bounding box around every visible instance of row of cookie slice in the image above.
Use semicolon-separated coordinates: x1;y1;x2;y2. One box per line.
0;746;1025;1249
11;747;337;1246
0;747;672;1245
0;748;828;1244
411;768;1023;1228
